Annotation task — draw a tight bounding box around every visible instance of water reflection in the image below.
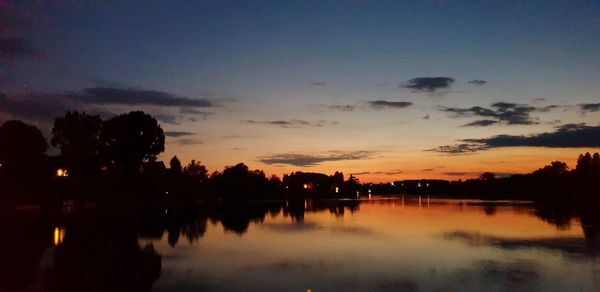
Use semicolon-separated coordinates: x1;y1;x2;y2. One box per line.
2;197;600;291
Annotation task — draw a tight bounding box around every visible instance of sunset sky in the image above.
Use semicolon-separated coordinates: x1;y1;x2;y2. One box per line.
1;1;600;182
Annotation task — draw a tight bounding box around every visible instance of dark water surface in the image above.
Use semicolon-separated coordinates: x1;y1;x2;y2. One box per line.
2;197;600;291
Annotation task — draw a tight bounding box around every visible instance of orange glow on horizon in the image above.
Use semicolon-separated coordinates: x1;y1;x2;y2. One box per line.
161;146;599;184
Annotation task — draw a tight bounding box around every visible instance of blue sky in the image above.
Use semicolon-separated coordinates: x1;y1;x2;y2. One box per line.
2;0;600;181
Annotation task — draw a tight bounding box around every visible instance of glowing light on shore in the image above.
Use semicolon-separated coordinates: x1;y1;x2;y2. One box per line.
53;227;65;246
56;168;69;177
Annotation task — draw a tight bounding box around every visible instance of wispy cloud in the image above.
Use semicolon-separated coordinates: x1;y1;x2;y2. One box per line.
401;77;454;92
443;172;471;176
164;131;195;137
368;100;413;109
180;108;214;120
243;119;337;128
175;138;203;145
0;86;213;124
468;80;487;86
74;87;212;107
326;104;356;112
463;119;498;127
153;113;179;125
440;102;558;126
259;150;376;167
310;81;327;87
429;143;489;154
580;103;600;112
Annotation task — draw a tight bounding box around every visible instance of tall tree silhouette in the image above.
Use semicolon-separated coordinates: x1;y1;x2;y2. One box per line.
169;156;183;175
101;111;165;170
183;160;208;181
211;163;268;199
0;120;47;175
51;111;105;176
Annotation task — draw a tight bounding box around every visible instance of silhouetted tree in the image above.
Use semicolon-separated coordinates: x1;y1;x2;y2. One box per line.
0;120;47;174
480;172;496;181
332;171;344;185
533;161;569;177
169;156;182;175
51;111;105;176
576;153;593;179
101;111;165;170
183;160;208;182
210;163;269;199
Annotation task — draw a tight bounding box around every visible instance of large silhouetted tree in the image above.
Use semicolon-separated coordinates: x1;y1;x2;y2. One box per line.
0;120;47;174
51;111;105;176
101;111;165;170
183;160;208;181
210;163;269;199
533;161;569;177
169;156;183;175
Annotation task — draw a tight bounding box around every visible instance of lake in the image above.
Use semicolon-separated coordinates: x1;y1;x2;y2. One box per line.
2;196;600;291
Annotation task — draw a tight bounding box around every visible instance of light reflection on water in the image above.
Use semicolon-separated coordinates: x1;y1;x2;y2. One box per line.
143;197;600;291
2;196;600;291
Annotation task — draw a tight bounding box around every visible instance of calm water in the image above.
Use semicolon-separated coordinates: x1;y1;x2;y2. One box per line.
3;197;600;291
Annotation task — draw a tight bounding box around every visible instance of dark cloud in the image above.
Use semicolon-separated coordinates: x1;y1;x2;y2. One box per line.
310;81;327;87
327;104;355;112
421;168;434;172
180;107;214;115
0;87;213;124
0;93;72;122
443;172;470;176
432;124;600;154
352;169;403;175
243;119;337;128
580;103;600;112
401;77;454;92
429;143;490;154
463;119;498;127
0;92;117;123
351;171;371;175
382;170;404;175
0;37;38;60
75;87;212;107
440;102;558;126
465;123;600;148
164;131;195;137
468;80;487;86
259;150;375;167
368;100;413;109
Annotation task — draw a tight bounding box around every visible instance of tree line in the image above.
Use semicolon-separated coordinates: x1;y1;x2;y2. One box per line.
1;110;598;208
0;111;362;207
